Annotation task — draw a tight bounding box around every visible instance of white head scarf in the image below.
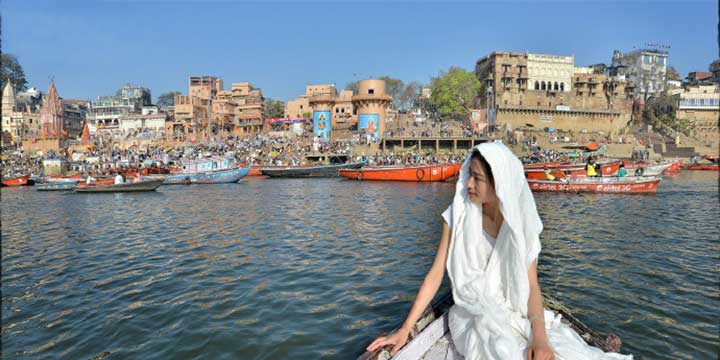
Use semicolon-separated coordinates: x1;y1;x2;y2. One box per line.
446;142;543;317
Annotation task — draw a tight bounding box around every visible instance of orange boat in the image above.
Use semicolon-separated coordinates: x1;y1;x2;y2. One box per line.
528;176;661;194
684;164;719;171
1;175;31;187
76;178;116;188
523;161;564;170
339;164;462;182
525;161;621;179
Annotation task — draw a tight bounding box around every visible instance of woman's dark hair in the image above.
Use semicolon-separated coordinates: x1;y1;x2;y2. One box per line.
470;149;495;187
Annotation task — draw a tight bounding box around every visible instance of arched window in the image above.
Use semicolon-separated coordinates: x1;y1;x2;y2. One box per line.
560;83;564;91
554;82;559;91
541;81;546;90
534;81;539;90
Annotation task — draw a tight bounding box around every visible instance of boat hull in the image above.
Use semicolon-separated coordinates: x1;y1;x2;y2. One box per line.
528;177;661;194
260;162;366;178
36;180;78;191
339;164;462;182
1;175;30;187
163;167;250;184
75;179;164;193
683;164;719;171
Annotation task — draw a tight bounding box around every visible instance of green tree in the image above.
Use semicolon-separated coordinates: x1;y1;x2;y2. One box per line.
302;112;312;119
665;66;681;82
156;91;182;108
429;67;481;120
1;54;28;94
642;92;690;135
264;98;286;118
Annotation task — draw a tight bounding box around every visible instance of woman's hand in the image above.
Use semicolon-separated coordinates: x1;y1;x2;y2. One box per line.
527;339;555;360
366;328;410;356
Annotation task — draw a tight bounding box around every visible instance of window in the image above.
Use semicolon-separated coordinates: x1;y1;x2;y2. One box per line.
504;100;508;105
535;81;539;90
541;81;546;90
554;82;559;91
368;89;374;94
560;83;564;91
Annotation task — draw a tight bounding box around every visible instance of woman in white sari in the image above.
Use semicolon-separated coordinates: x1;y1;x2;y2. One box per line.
368;143;631;360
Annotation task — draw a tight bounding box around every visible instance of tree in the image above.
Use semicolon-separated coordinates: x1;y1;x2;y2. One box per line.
397;81;421;110
264;98;285;118
156;91;182;108
709;59;720;72
1;54;27;94
429;67;482;120
666;66;681;82
378;76;405;109
345;81;359;94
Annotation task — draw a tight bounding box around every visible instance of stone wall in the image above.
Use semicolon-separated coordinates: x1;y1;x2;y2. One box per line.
496;108;630;135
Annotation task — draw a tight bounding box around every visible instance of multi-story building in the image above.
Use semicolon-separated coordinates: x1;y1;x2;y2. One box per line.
89;83;152;135
284;85;356;124
285;96;310;118
673;84;719;136
171;77;265;136
686;72;713;85
609;49;668;99
475;51;633;134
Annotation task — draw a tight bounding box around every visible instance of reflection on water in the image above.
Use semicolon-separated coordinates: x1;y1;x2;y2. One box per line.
1;172;718;359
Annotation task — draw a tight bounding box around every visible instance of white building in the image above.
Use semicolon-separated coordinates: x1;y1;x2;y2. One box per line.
610;49;668;100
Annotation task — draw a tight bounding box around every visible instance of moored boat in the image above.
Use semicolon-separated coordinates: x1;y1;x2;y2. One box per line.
74;179;164;193
523;161;565;169
36;180;78;191
260;161;366;178
163;166;250;184
528;176;661;194
525;161;621;179
1;174;31;187
76;178;116;187
683;164;719;171
339;163;462;182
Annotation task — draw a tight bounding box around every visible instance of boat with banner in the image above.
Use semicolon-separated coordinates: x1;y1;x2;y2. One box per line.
260;161;366;178
36;180;78;191
1;174;31;187
525;161;621;179
528;176;661;194
339;163;462;182
75;179;164;193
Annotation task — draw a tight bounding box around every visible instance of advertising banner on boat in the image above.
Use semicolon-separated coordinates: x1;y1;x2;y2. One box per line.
313;111;331;141
359;114;379;140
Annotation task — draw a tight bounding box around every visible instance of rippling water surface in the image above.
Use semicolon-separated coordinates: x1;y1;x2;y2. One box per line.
2;172;718;359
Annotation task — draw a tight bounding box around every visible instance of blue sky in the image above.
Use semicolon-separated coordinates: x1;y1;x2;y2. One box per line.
3;0;717;103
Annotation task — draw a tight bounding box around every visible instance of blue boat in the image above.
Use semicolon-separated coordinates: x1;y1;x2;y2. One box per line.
36;180;78;191
163;167;250;185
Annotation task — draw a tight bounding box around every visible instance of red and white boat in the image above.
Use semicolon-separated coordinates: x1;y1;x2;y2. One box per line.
528;176;661;194
683;164;719;171
339;163;462;182
1;174;31;187
523;161;565;170
525;161;621;179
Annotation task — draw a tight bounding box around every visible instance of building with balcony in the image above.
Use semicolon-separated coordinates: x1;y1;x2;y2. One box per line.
609;49;668;100
475;51;633;134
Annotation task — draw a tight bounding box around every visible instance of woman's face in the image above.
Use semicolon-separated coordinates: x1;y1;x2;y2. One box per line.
467;158;498;206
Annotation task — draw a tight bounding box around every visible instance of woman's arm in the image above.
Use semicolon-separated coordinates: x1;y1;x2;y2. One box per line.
526;259;554;360
367;222;452;355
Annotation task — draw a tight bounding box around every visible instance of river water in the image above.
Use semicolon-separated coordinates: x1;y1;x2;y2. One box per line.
2;171;718;359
